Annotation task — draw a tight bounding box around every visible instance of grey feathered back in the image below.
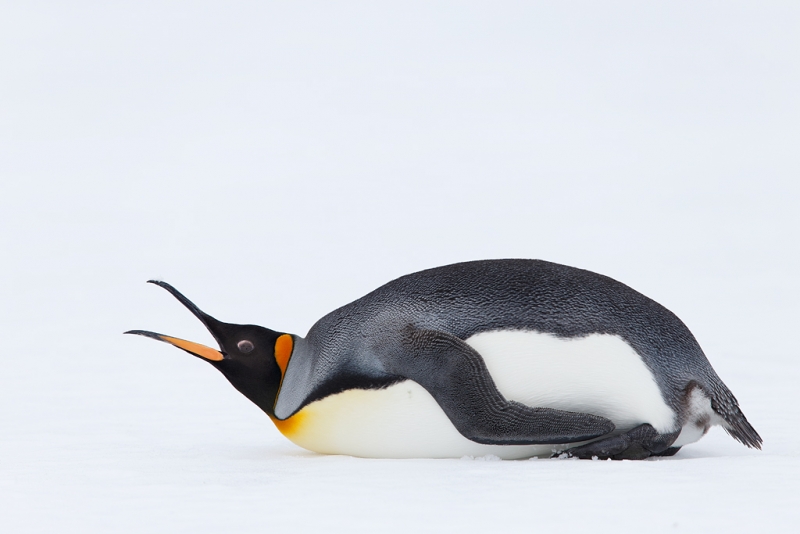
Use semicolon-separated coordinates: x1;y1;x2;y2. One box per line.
282;259;760;448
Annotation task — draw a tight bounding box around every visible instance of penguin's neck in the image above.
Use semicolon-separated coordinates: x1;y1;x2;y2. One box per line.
272;336;316;419
217;356;283;419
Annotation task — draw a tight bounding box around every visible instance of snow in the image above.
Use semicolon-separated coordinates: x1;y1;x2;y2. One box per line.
1;2;799;532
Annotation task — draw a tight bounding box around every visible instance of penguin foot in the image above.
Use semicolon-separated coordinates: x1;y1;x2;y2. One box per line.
652;446;681;457
564;424;680;460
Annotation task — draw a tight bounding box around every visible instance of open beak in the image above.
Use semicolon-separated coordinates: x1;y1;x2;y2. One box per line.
125;280;225;362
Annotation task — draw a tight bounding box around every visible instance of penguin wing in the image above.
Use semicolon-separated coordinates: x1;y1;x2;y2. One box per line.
385;327;616;445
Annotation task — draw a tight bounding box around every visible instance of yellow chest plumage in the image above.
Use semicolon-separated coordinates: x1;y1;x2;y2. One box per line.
273;379;557;459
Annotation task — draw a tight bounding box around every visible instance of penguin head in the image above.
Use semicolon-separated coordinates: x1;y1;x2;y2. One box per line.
126;280;292;417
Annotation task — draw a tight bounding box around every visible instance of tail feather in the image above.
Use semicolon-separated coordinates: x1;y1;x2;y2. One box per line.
708;384;762;450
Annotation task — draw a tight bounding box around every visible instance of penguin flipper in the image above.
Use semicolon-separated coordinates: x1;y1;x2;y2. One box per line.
389;328;616;445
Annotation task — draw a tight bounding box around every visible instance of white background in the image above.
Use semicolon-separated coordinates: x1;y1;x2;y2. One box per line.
1;2;798;532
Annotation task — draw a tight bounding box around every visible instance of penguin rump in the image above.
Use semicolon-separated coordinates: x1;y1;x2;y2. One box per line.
127;259;762;460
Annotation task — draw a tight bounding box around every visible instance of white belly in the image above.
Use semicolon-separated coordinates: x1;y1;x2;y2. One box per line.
275;331;677;459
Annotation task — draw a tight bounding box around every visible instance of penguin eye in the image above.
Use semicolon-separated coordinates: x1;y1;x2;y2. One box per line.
237;340;255;354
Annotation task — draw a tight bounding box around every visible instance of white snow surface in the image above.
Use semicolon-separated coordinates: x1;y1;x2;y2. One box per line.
1;2;799;532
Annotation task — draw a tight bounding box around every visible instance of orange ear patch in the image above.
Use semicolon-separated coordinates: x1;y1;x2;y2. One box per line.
274;334;293;374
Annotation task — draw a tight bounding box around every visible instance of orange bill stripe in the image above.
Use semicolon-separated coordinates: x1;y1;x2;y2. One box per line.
159;335;225;361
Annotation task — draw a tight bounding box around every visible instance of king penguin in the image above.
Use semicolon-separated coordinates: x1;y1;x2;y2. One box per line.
126;259;761;460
